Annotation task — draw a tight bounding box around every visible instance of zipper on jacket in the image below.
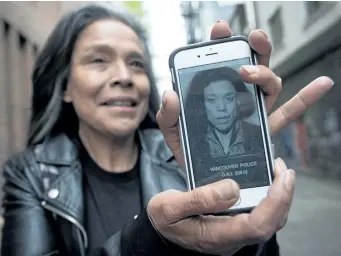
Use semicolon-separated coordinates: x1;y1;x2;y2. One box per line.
255;243;264;256
41;200;88;249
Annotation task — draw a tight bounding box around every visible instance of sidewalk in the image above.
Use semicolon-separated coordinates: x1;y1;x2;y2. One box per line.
285;158;341;181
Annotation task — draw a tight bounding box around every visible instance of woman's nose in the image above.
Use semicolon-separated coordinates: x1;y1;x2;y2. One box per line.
110;62;133;87
217;99;227;111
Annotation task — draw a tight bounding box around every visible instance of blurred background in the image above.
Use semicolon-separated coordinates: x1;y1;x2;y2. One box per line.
0;1;341;255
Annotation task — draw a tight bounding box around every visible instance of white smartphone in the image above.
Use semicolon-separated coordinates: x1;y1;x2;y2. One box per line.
168;36;275;214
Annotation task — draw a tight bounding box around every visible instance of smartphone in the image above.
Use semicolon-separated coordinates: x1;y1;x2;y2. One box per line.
168;36;275;214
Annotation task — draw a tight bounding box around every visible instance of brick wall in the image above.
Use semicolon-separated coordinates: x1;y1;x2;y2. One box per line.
0;2;88;166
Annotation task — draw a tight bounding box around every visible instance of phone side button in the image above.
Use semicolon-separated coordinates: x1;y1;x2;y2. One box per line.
234;196;241;206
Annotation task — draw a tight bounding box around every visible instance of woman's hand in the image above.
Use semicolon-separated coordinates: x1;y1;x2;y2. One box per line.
156;21;333;167
152;20;333;254
147;158;294;255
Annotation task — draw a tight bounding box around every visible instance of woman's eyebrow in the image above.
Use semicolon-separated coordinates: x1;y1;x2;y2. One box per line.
83;43;113;54
126;51;147;62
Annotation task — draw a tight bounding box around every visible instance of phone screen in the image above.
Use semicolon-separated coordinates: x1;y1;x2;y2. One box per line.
178;57;271;189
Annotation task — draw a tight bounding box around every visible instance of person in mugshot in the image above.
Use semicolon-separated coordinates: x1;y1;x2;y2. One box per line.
185;66;263;161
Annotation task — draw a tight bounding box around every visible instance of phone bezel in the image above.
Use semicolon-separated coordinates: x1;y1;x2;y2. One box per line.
169;36;275;214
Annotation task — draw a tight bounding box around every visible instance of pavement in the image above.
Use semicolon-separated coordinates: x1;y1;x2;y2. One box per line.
277;170;341;256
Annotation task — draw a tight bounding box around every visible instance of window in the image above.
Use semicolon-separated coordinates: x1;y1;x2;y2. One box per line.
305;1;322;15
268;8;284;49
3;20;9;37
238;4;247;35
19;33;27;50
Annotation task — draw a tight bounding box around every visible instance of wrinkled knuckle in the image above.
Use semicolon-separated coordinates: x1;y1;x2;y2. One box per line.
148;192;176;221
194;224;218;253
248;222;273;243
264;72;274;89
255;228;273;243
159;201;174;219
190;190;208;211
210;187;223;203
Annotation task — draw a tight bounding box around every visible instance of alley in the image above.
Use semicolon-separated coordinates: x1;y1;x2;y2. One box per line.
278;170;341;255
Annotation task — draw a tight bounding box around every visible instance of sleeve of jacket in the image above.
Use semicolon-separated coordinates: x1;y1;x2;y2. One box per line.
1;156;58;256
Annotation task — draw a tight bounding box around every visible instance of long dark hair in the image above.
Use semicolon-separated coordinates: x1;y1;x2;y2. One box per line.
27;2;159;146
184;66;255;161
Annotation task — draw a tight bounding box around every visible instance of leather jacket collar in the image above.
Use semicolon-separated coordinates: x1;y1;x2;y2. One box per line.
35;129;174;165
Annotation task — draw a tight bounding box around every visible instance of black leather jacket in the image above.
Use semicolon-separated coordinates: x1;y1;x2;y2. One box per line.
1;129;279;256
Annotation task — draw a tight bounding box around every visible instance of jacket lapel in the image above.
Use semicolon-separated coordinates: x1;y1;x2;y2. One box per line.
138;129;172;206
137;129;187;207
35;134;85;230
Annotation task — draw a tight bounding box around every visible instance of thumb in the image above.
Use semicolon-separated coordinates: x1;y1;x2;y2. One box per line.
148;179;240;226
156;90;184;166
182;179;240;216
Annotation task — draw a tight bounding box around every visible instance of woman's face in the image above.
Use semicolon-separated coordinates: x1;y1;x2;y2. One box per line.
64;19;150;137
204;80;237;133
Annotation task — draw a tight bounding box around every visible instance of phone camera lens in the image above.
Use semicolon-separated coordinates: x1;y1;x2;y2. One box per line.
197;55;200;58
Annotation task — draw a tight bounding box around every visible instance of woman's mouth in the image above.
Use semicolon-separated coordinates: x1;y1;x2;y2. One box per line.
102;99;137;107
216;116;231;123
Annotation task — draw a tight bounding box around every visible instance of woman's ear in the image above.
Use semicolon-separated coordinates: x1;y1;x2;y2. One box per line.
63;84;72;103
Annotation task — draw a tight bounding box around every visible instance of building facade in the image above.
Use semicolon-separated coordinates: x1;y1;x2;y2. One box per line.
254;1;341;176
0;2;65;167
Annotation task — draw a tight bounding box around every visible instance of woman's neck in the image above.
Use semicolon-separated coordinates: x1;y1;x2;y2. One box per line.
214;128;233;153
78;125;138;173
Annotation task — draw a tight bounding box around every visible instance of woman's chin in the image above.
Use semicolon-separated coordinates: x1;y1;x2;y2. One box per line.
104;123;139;138
80;118;142;138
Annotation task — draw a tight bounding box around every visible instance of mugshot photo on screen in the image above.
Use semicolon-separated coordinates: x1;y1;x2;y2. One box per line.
178;59;270;189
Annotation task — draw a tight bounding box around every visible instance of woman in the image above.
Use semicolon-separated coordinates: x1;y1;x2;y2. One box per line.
1;2;333;256
185;66;265;187
185;66;259;159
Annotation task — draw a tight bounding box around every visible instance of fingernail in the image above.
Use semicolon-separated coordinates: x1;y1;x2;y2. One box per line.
257;29;268;40
241;65;260;75
276;157;287;172
161;96;167;112
285;169;295;191
215;180;240;201
277;77;282;85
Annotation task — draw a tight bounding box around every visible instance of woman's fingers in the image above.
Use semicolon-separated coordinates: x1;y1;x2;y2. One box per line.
210;20;233;40
268;76;333;135
248;29;272;67
239;64;282;111
156;90;184;166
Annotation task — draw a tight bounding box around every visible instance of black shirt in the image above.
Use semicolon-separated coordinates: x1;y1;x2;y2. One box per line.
78;141;142;254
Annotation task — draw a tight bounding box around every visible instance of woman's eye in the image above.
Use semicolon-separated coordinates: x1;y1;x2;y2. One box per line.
92;58;105;63
130;60;145;69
